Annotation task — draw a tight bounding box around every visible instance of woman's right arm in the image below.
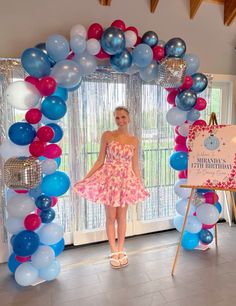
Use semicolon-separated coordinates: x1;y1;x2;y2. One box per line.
82;131;109;180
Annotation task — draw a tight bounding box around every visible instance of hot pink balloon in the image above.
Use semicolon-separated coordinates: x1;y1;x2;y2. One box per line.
51;196;58;207
167;90;178;105
194;97;207;111
15;255;31;263
204;192;219;204
178;169;188;179
44;144;62;158
111;19;126;31
174;144;188;152
175;135;187;145
126;26;139;37
179;76;193;90
192;119;207;126
202;223;215;230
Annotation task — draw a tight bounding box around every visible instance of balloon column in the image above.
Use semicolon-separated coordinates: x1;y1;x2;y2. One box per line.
0;19;217;285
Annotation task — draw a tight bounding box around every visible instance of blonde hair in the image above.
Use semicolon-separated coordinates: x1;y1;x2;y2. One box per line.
113;106;129;115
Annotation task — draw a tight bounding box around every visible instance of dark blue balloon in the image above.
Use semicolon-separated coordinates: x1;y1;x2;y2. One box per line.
13;230;40;257
29;184;43;199
110;49;132;72
215;202;222;214
141;31;158;47
42;171;70;196
35;195;52;210
52;86;68;101
41;96;67;120
8;253;21;273
10;234;16;246
8;122;36;145
165;37;186;58
176;90;197;111
40;208;56;223
169;151;188;171
199;229;213;245
197;188;212;193
34;43;56;67
191;73;208;93
46;123;63;143
21;48;51;78
49;238;65;256
101;27;125;55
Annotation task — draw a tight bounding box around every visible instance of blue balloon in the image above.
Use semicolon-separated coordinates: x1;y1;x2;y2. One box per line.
8;122;36;145
46;34;70;62
29;185;43;199
40;208;56;223
21;48;51;78
101;27;125;55
8;253;21;273
183;54;200;75
46;123;63;143
132;44;153;68
169;151;188;171
52;86;68;101
182;231;199;250
191;73;208;93
34;43;56;67
187;109;200;122
42;171;70;196
13;230;40;257
41;96;67;120
176;90;197;111
49;238;65;256
10;234;16;246
141;31;158;47
55;157;61;168
215;202;222;214
199;229;213;244
165;38;186;58
35;195;52;210
110;49;132;72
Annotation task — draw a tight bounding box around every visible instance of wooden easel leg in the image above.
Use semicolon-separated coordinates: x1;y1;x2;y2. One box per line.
230;191;236;223
171;188;195;276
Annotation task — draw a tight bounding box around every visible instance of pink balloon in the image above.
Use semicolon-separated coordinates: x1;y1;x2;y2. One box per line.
44;144;62;158
167;90;178;105
202;223;215;230
126;26;138;37
14;190;28;194
51;196;58;207
174;144;188;152
179;76;193;90
194;97;207;111
111;19;126;31
175;126;180;135
25;108;42;124
204;192;219;204
178;169;188;179
175;135;187;145
15;255;31;263
87;23;103;40
192;119;207;126
152;46;165;61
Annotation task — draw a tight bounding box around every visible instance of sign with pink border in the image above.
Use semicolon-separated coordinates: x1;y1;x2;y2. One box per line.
187;125;236;190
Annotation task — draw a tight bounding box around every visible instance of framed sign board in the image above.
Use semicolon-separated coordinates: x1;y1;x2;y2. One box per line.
187;125;236;190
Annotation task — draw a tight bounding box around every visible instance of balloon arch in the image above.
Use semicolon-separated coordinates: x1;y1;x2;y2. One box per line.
0;19;221;286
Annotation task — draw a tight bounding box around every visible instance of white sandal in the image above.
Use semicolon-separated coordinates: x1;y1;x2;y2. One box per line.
118;251;128;267
109;252;122;269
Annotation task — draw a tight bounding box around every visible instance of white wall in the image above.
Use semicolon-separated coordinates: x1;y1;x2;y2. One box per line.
0;0;236;75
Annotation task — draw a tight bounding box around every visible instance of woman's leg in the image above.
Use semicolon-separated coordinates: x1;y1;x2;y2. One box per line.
105;206;117;253
116;205;128;254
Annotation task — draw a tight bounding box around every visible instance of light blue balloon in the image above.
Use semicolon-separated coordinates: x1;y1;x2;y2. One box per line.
173;215;184;232
70;35;86;54
176;198;196;216
49;238;65;256
21;48;51;78
132;44;153;68
169;151;188;171
183;54;200;75
110;49;132;72
41;96;67;120
51;60;82;89
101;27;125;55
67;79;82;91
165;38;186;58
38;223;64;245
46;34;70;62
31;245;55;269
139;61;158;82
73;52;97;76
174;215;201;234
187;109;200;122
182;231;199;250
52;86;68;101
176;90;197;111
15;262;39;286
29;184;43;199
42;171;70;196
39;259;60;281
191;73;208;93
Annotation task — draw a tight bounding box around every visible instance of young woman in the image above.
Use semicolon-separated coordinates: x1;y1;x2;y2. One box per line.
73;106;149;269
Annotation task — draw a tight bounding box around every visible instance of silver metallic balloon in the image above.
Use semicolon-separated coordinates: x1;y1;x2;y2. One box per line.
4;157;42;189
141;31;158;47
101;27;125;55
157;58;186;88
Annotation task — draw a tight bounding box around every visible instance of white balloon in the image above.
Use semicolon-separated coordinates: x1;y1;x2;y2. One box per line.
0;139;30;160
176;198;196;216
15;263;39;286
38;223;64;245
70;24;87;39
196;204;220;225
174;179;191;198
7;194;35;218
5;81;41;110
5;217;24;234
41;158;57;174
178;123;190;137
86;38;101;55
166;107;187;126
31;245;55;269
125;30;137;48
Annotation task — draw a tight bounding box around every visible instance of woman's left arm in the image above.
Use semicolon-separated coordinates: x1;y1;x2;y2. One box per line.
132;139;142;181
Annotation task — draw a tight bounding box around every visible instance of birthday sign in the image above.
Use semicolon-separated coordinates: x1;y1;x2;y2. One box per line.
187;125;236;190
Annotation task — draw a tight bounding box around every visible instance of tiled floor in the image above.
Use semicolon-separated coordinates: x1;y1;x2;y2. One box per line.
1;223;236;306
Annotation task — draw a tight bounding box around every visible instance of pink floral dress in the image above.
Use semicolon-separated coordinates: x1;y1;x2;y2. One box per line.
73;140;149;207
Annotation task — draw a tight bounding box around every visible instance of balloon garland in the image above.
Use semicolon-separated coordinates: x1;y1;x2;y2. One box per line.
0;19;221;286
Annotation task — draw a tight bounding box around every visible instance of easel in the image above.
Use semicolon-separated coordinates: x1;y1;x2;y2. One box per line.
171;113;236;275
